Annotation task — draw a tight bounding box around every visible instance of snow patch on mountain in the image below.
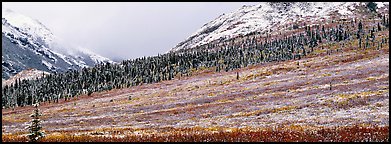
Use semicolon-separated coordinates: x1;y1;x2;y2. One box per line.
41;60;55;71
77;47;115;64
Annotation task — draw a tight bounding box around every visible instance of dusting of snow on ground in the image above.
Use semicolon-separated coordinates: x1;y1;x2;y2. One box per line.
2;39;389;133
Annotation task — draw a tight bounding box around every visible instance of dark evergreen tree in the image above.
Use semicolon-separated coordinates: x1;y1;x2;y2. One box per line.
27;103;45;142
366;2;377;13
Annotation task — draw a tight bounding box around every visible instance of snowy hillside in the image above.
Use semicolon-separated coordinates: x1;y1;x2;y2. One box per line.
171;2;389;52
2;8;114;79
2;68;49;87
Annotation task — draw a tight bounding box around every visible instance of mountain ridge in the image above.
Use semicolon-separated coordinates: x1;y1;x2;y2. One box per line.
170;2;389;52
2;8;114;79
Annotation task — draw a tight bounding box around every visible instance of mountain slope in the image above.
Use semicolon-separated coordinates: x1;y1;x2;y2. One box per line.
1;2;389;142
2;68;49;87
2;31;389;141
171;2;389;52
2;8;113;79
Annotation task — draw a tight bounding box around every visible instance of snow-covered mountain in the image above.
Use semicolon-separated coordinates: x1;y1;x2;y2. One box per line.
171;2;389;52
2;8;114;79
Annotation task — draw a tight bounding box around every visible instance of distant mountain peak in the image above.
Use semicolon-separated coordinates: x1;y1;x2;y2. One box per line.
2;8;54;44
2;8;113;79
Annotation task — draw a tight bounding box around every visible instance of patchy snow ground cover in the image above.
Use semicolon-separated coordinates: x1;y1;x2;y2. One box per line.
2;5;389;141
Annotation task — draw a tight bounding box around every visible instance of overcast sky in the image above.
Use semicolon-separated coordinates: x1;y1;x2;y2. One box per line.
3;2;259;61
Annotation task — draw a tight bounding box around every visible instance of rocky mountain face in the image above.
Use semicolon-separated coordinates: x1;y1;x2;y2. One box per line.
2;8;113;79
171;2;389;52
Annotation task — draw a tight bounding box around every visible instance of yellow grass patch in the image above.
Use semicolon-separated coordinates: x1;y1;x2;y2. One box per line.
2;115;27;123
263;81;277;86
208;92;216;97
57;107;76;113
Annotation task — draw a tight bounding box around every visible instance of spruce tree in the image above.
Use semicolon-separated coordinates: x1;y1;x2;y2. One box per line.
358;21;363;37
26;103;45;142
378;22;382;31
366;2;377;13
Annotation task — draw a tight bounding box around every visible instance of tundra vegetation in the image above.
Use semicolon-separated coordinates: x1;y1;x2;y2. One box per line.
2;4;389;142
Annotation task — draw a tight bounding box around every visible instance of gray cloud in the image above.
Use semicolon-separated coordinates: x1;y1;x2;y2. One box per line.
3;2;259;61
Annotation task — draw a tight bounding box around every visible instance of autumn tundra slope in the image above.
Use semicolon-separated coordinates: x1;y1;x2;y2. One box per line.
2;27;389;141
2;2;389;142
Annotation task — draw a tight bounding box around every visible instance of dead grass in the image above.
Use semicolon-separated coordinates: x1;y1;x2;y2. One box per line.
3;125;388;142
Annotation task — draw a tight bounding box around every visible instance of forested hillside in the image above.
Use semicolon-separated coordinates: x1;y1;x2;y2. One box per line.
2;5;388;109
